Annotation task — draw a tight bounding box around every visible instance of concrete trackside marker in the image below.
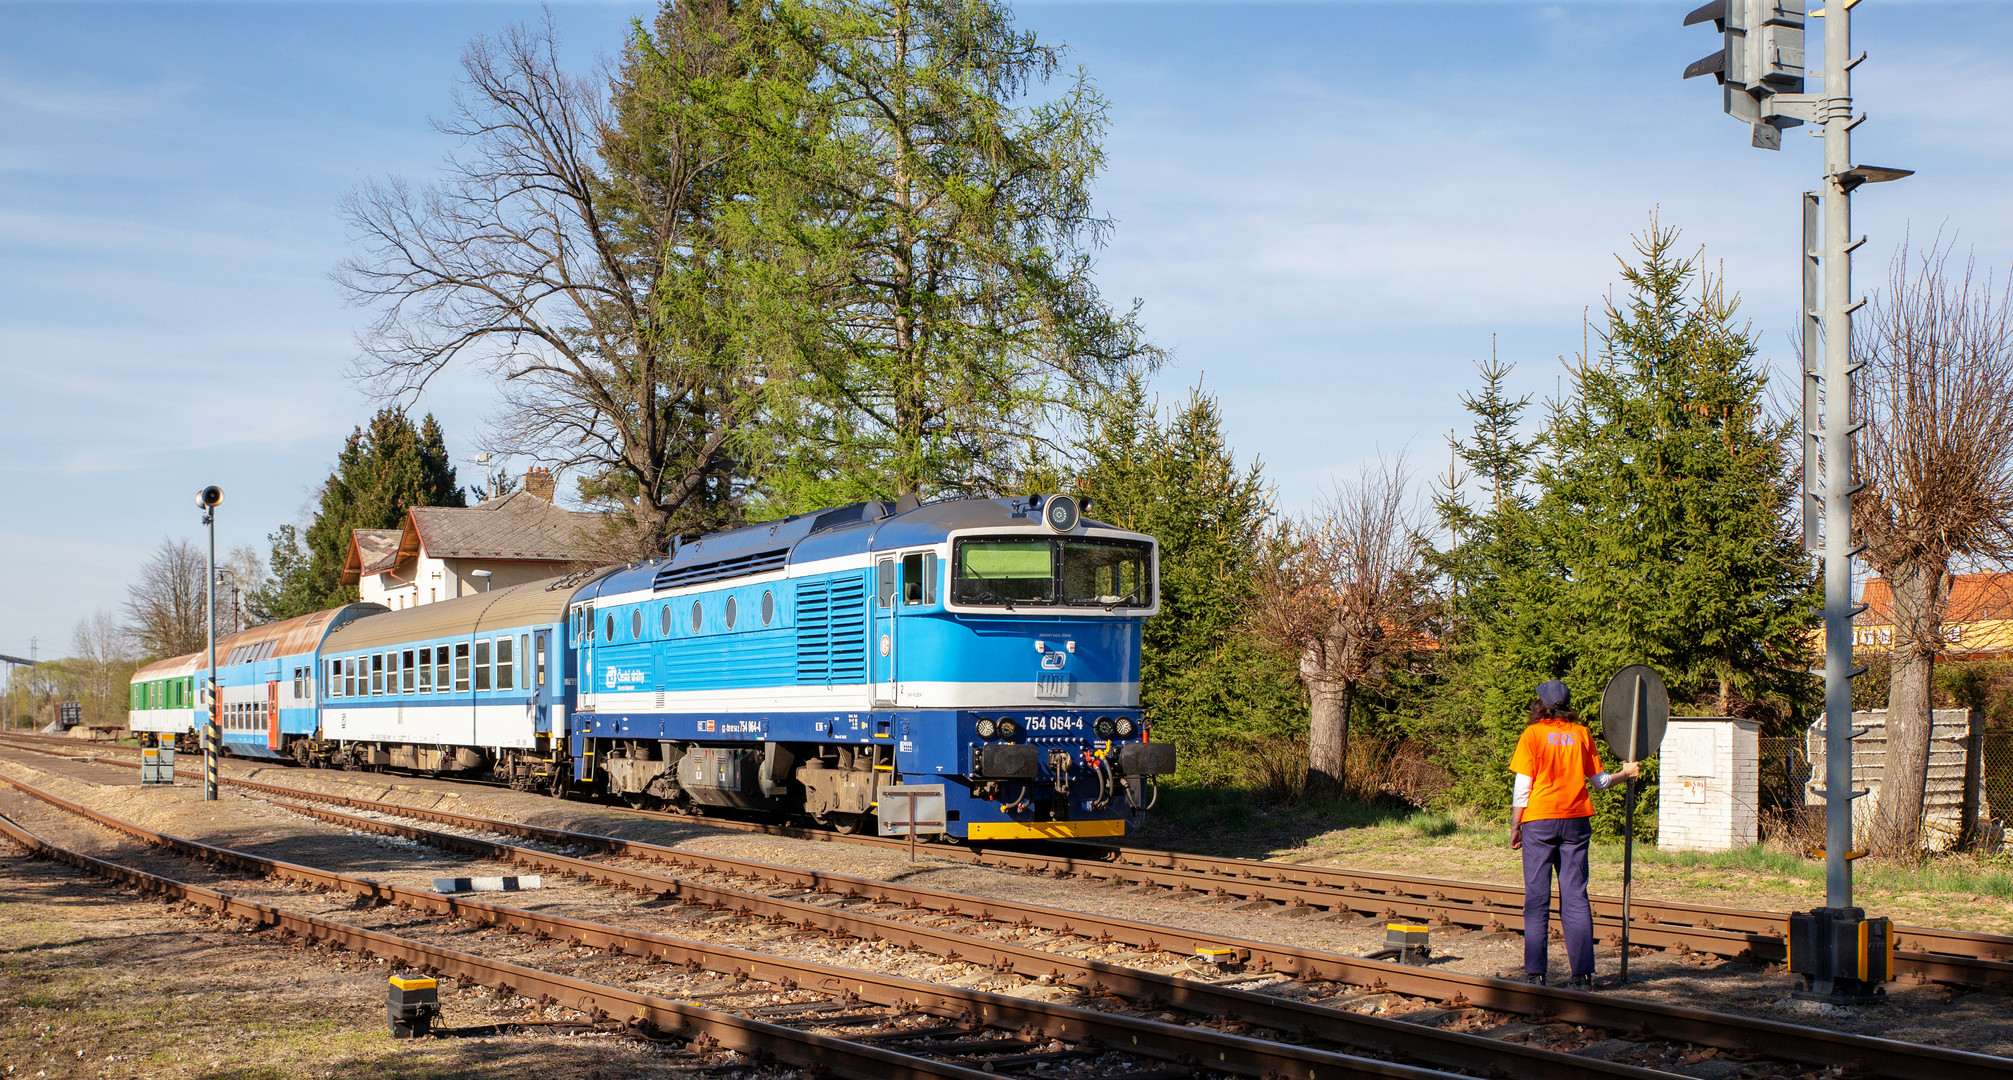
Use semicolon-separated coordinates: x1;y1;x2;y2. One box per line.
433;875;542;894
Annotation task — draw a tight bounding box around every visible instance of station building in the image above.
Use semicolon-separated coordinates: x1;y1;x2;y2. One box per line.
341;467;602;610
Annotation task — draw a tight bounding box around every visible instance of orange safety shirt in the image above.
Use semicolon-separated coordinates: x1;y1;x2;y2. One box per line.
1511;719;1600;821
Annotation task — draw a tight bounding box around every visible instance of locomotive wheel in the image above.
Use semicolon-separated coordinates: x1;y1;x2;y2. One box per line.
832;813;868;835
624;793;658;811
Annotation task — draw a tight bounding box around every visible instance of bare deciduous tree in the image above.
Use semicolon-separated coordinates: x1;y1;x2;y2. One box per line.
1853;239;2013;853
124;538;209;661
336;14;761;558
1255;459;1430;795
70;610;137;726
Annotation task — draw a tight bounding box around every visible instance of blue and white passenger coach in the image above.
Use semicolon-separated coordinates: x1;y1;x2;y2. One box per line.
570;493;1176;841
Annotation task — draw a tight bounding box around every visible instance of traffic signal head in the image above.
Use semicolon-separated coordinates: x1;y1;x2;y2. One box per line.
1684;0;1806;150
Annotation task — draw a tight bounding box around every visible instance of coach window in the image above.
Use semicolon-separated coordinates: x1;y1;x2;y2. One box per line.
453;643;470;691
725;596;738;630
346;658;358;698
418;647;433;693
519;635;530;688
497;637;514;691
333;660;345;698
762;590;775;626
535;633;548;688
876;557;897;608
398;650;413;693
388;651;401;694
435;647;450;692
474;640;492;691
370;654;383;695
691;599;702;633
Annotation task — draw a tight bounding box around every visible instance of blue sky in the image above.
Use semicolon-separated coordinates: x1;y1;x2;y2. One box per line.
5;1;2012;659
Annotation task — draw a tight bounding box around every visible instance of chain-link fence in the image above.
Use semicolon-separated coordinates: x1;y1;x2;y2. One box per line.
1759;731;2012;852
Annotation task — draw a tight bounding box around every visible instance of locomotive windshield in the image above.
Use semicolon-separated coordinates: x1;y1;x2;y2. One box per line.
952;537;1153;610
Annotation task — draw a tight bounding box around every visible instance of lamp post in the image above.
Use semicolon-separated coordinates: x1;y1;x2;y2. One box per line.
471;569;493;593
196;485;223;801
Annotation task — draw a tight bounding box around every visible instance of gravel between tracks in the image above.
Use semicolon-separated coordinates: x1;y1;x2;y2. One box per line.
6;749;2013;1065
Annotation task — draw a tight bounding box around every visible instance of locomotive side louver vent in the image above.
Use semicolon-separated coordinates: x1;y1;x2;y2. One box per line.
652;548;789;591
795;574;868;685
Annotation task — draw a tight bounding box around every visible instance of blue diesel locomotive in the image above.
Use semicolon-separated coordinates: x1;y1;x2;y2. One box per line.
135;493;1177;842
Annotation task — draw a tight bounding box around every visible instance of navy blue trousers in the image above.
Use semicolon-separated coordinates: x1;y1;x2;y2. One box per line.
1520;815;1595;976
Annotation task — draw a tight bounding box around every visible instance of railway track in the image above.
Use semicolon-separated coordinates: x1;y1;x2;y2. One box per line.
0;770;1569;1080
8;749;2002;1080
6;731;2007;991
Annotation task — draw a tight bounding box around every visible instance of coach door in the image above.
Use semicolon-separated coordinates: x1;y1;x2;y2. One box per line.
267;680;281;751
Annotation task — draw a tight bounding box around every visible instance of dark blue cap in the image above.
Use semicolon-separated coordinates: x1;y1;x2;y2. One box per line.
1536;680;1570;708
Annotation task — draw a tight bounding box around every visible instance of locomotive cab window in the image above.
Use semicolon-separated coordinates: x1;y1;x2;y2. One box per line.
1062;539;1152;607
952;540;1053;605
953;537;1153;609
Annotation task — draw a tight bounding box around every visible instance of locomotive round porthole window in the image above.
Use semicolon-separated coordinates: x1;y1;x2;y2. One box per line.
605;613;615;641
661;605;672;636
632;609;643;639
691;599;703;632
724;596;738;629
761;590;775;625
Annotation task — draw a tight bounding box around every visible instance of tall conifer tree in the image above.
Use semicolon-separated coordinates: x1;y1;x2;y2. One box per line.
261;410;466;617
1076;377;1302;784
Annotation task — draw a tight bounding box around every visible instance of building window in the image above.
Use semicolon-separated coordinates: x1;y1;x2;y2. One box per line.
454;643;470;692
497;636;514;691
418;647;433;693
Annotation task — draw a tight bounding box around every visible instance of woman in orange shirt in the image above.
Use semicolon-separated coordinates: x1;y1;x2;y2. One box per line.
1509;680;1638;988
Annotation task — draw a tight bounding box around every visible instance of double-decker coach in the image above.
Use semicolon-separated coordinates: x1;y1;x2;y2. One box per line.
572;493;1176;841
209;603;383;760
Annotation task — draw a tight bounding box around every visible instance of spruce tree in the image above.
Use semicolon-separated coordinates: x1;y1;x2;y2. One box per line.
1537;223;1816;718
1076;377;1303;785
283;409;468;613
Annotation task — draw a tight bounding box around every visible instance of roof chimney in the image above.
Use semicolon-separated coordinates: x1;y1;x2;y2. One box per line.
523;466;555;502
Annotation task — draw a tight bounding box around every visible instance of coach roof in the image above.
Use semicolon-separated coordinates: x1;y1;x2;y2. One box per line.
324;570;613;653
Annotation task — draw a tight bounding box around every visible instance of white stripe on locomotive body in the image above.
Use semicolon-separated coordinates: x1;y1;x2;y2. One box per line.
581;680;1141;715
580;549;886;611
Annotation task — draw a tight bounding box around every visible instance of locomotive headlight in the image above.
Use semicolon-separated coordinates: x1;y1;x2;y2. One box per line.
1115;717;1135;737
996;718;1019;739
975;717;997;739
1094;717;1116;739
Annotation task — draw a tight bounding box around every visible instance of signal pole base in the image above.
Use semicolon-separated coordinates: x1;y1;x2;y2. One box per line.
1787;907;1892;1004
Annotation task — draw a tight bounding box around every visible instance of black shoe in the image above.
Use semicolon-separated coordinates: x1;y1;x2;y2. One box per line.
1522;972;1546;986
1563;974;1595;991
